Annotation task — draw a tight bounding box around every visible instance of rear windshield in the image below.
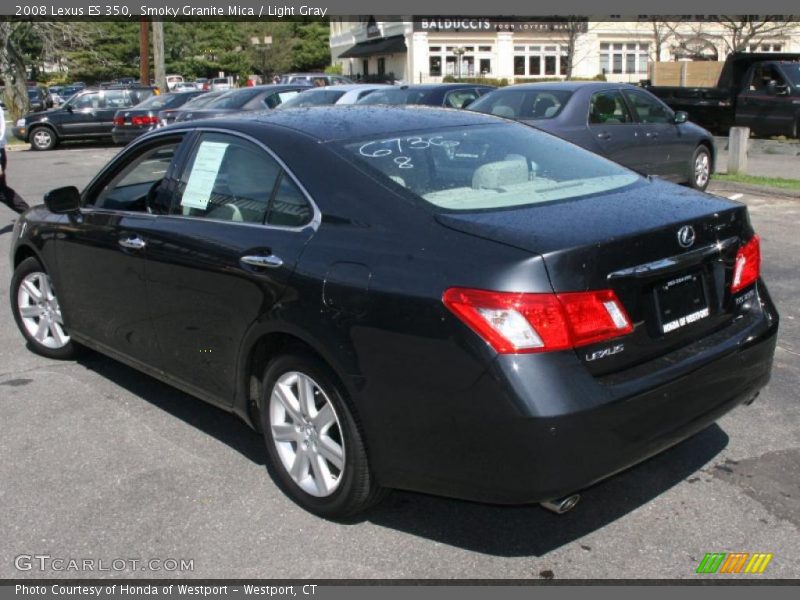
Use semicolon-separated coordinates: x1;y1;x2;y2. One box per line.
783;64;800;86
357;89;429;105
206;89;259;109
469;89;573;120
339;123;639;211
135;93;190;109
280;89;346;107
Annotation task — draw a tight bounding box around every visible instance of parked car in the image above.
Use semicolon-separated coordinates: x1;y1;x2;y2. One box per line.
159;90;225;125
9;106;778;518
166;75;185;91
59;85;84;101
27;87;53;112
174;85;309;122
48;86;65;106
209;77;233;91
13;86;158;150
646;52;800;137
279;73;354;86
356;83;495;108
194;77;210;90
277;84;394;108
111;91;206;145
469;82;716;190
173;82;200;91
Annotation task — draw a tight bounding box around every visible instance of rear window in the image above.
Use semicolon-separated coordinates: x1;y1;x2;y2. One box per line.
279;89;347;108
356;89;429;105
339;123;639;211
206;89;260;109
783;64;800;86
469;90;572;120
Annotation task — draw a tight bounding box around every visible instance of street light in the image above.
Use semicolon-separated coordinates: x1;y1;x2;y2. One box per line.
250;35;273;81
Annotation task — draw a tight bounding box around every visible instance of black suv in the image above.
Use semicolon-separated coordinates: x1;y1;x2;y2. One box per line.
13;86;157;150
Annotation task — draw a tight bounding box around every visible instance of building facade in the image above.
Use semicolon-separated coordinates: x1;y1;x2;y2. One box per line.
329;17;800;84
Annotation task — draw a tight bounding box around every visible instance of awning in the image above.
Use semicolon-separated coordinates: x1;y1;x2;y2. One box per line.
339;35;406;59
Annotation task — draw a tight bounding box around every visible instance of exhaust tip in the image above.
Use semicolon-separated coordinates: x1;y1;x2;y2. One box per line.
540;493;581;514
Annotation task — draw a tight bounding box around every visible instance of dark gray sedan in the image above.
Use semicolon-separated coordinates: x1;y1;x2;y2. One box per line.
469;82;715;190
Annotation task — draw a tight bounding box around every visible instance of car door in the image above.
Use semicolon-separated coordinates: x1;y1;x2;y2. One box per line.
60;91;104;138
621;88;686;180
142;131;317;405
54;134;188;366
736;64;793;136
587;89;647;173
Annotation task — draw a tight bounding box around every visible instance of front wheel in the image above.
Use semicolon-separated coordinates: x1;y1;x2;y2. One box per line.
260;353;386;519
29;126;57;151
689;145;711;191
10;257;77;359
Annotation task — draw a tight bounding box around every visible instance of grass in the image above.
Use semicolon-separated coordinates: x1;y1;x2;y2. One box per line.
713;173;800;191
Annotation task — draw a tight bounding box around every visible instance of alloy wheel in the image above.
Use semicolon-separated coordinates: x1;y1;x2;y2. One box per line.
269;371;345;497
694;151;710;189
16;271;70;349
32;128;53;150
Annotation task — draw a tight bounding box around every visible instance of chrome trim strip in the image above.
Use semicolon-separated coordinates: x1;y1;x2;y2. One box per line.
607;237;738;280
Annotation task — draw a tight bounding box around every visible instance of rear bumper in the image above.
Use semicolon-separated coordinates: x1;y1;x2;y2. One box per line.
378;281;778;504
111;126;152;145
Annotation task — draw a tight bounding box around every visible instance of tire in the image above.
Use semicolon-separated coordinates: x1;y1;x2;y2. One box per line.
260;352;386;518
689;145;711;191
29;126;57;151
10;257;77;359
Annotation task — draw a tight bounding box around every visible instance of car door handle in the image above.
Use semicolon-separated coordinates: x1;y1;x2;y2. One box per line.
596;132;611;140
118;236;146;251
646;132;659;138
240;254;283;269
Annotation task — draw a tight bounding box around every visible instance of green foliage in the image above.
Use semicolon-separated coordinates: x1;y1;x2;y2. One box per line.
63;21;331;84
324;63;343;74
443;75;509;87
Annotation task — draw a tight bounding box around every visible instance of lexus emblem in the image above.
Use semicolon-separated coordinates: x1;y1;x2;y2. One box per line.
677;225;696;248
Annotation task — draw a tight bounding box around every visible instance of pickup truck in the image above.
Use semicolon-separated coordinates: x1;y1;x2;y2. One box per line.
646;52;800;137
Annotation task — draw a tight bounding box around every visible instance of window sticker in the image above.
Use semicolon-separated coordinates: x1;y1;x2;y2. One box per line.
181;141;229;210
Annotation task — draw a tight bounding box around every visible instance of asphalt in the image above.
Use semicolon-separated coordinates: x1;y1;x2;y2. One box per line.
0;145;798;579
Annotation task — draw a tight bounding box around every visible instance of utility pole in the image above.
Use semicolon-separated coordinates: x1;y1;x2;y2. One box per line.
152;21;167;93
139;19;150;86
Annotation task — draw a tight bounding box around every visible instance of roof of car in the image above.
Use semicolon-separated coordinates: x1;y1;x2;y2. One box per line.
193;105;502;142
299;84;390;92
496;81;637;92
396;83;494;91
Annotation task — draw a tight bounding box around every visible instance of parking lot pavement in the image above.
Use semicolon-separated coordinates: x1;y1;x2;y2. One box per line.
0;148;798;579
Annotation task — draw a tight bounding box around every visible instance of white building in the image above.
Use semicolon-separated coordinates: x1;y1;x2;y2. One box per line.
330;17;800;84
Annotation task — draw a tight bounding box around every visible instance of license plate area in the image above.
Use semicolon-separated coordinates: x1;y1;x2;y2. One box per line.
654;271;710;334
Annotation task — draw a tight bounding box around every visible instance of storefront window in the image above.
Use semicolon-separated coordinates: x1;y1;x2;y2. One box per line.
429;44;494;78
429;56;442;77
514;56;526;76
479;58;491;75
545;56;556;75
378;57;386;77
600;42;649;75
514;44;568;78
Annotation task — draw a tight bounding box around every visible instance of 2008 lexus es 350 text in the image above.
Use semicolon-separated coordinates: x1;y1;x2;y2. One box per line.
9;106;778;518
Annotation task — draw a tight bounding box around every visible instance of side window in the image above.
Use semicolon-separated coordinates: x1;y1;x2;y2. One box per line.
589;91;633;125
176;134;281;224
264;90;300;109
444;89;479;108
268;174;312;227
90;142;180;211
104;90;130;109
749;65;787;92
72;92;100;110
622;90;672;124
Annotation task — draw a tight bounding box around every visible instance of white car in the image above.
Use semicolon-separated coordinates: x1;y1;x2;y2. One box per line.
276;84;394;108
209;77;233;91
165;74;184;91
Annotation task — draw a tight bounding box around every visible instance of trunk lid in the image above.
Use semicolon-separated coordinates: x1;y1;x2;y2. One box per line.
436;178;753;374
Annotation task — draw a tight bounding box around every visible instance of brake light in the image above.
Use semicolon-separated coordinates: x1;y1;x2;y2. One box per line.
442;288;633;354
112;116;125;126
731;235;760;293
131;115;159;126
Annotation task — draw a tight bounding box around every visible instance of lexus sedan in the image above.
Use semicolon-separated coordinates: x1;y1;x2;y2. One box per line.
9;107;778;518
112;90;206;144
468;82;716;190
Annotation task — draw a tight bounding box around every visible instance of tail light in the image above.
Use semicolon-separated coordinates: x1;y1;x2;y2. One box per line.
731;235;760;293
112;116;125;126
442;288;633;354
131;115;160;126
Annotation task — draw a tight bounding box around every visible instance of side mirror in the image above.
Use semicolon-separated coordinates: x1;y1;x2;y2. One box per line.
44;186;81;214
766;80;778;95
673;111;688;124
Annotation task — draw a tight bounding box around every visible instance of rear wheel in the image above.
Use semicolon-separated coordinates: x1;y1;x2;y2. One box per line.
10;257;77;359
29;126;57;151
260;353;386;518
689;145;711;191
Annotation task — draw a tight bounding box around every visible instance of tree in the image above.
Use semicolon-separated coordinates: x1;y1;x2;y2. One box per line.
683;16;799;56
0;21;88;119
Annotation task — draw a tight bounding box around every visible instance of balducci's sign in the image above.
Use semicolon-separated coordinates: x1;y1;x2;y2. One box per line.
413;18;588;33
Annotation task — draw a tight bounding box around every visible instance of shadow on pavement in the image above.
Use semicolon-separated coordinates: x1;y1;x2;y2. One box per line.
76;351;729;558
